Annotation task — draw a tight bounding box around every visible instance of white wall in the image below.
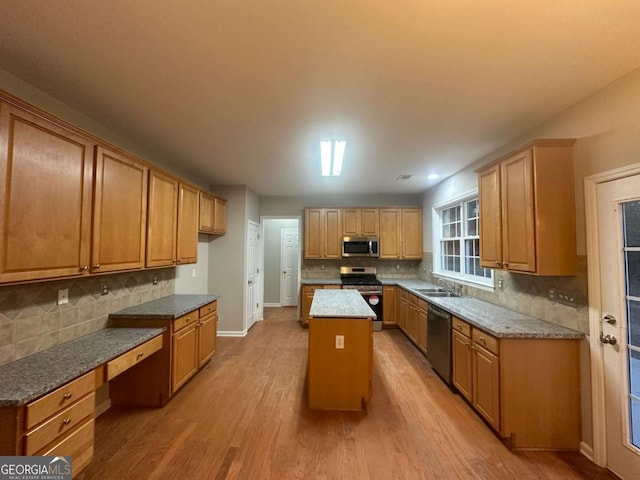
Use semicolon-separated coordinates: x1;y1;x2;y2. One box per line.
263;218;299;305
175;235;210;294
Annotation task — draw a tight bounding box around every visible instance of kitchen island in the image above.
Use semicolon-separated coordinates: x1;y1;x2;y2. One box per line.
307;289;375;411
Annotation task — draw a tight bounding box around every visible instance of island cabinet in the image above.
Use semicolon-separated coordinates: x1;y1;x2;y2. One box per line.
0;100;95;283
477;139;576;275
109;299;218;406
451;316;581;450
342;208;379;236
304;208;341;259
199;191;226;235
300;284;341;326
379;208;423;259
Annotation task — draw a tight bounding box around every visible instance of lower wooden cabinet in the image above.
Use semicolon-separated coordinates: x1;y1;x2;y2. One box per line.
300;285;340;326
382;286;397;326
416;299;428;353
110;301;218;405
451;316;581;450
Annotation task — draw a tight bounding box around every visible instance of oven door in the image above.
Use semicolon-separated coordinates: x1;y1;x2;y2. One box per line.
361;292;383;331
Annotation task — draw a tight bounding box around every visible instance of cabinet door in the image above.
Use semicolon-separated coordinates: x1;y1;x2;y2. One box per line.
213;197;226;234
199;191;214;232
408;302;418;343
382;286;396;326
0;102;94;283
324;208;342;258
342;208;359;236
360;208;379;236
379;208;401;259
479;164;503;269
146;170;178;268
304;209;323;259
301;285;320;325
472;343;500;431
417;307;427;352
198;312;217;367
93;147;147;273
452;330;472;401
502;151;536;272
177;183;199;264
401;208;423;259
172;323;198;392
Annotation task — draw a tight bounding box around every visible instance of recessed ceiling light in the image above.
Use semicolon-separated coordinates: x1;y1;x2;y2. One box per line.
320;139;345;176
427;173;439;180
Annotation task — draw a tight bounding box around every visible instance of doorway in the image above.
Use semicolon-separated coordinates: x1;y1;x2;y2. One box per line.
586;166;640;478
261;217;300;307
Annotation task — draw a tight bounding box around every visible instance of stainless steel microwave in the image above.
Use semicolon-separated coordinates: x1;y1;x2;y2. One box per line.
342;236;379;258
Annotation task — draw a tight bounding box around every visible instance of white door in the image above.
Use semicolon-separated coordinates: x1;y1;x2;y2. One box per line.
246;221;260;330
597;175;640;478
280;227;299;306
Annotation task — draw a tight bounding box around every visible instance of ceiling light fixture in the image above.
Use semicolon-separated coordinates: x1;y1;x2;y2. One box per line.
427;173;439;180
320;139;346;176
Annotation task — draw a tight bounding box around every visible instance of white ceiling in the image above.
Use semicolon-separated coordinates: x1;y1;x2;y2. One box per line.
1;1;639;196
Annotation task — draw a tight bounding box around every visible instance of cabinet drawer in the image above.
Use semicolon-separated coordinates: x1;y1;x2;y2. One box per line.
199;301;217;317
24;392;95;455
174;310;200;332
323;285;341;290
472;328;499;355
25;371;94;430
303;285;321;294
105;335;163;381
452;317;471;337
408;294;418;305
37;417;94;463
417;298;428;311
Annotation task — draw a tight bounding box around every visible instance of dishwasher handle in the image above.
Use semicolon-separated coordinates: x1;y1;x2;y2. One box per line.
428;305;451;321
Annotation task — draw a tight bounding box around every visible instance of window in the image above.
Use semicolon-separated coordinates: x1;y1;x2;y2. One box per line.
433;191;493;287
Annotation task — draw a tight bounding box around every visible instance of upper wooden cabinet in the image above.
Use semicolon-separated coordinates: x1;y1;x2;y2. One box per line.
199;191;226;235
379;208;422;259
176;183;199;264
342;208;379;236
93;146;148;273
304;208;341;259
146;170;178;268
0;101;95;283
477;140;576;275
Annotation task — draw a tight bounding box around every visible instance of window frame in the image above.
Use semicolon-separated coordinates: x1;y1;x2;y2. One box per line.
432;188;494;289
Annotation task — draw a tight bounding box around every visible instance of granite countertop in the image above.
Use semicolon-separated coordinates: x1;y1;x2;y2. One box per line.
109;294;218;319
0;327;166;407
300;278;342;285
300;277;582;339
310;289;376;319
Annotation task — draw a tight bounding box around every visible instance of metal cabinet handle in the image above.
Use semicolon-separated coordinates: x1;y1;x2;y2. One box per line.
80;265;89;271
136;352;144;359
93;264;100;269
495;261;501;266
63;418;71;425
63;392;72;400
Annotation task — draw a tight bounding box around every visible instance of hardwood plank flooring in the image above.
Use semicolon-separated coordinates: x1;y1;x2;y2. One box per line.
81;307;616;480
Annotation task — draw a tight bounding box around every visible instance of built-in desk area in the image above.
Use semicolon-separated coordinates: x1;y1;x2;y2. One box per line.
307;289;375;411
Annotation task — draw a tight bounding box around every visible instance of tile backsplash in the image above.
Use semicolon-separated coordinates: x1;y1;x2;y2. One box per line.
0;269;175;366
419;252;589;334
302;258;421;278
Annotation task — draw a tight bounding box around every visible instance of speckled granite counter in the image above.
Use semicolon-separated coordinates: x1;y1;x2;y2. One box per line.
301;277;582;339
0;327;166;407
300;278;342;285
310;289;376;319
109;294;218;320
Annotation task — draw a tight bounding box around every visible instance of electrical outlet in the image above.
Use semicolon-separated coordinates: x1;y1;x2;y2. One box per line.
57;288;69;306
102;283;109;295
335;335;344;349
497;278;504;291
556;289;578;307
548;288;557;301
396;264;400;270
153;275;159;285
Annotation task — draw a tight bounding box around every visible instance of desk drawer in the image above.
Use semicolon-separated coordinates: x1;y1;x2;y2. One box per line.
24;392;95;455
105;335;163;381
25;371;94;430
199;301;217;317
37;417;94;465
174;311;199;332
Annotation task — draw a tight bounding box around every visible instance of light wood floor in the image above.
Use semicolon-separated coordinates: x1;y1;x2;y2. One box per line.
82;307;616;480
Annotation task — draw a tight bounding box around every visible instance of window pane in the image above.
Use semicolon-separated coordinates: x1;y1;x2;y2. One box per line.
626;251;640;298
624;201;640;247
631;397;640;449
630;349;640;398
629;300;640;348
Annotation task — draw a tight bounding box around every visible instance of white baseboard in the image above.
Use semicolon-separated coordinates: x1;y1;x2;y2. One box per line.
217;330;248;337
263;302;281;307
580;441;595;462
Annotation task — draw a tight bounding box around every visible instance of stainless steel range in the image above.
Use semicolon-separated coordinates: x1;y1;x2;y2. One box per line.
340;266;383;331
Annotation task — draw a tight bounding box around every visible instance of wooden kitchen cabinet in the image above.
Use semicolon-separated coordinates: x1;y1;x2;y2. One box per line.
477;139;576;275
198;305;218;367
382;286;397;326
176;182;199;264
342;208;379;236
304;208;341;259
146;169;178;268
379;208;422;259
172;320;199;392
200;191;227;235
300;284;341;326
93;146;148;273
450;316;580;449
0;100;95;283
416;299;428;353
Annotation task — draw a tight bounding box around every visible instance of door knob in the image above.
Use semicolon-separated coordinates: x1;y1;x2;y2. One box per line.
603;314;617;325
600;332;617;345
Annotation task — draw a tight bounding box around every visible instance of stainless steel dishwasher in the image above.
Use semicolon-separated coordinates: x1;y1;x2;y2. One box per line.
426;303;452;386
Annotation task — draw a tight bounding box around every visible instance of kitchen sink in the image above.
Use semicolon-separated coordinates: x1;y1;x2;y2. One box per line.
417;290;462;298
413;288;445;293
